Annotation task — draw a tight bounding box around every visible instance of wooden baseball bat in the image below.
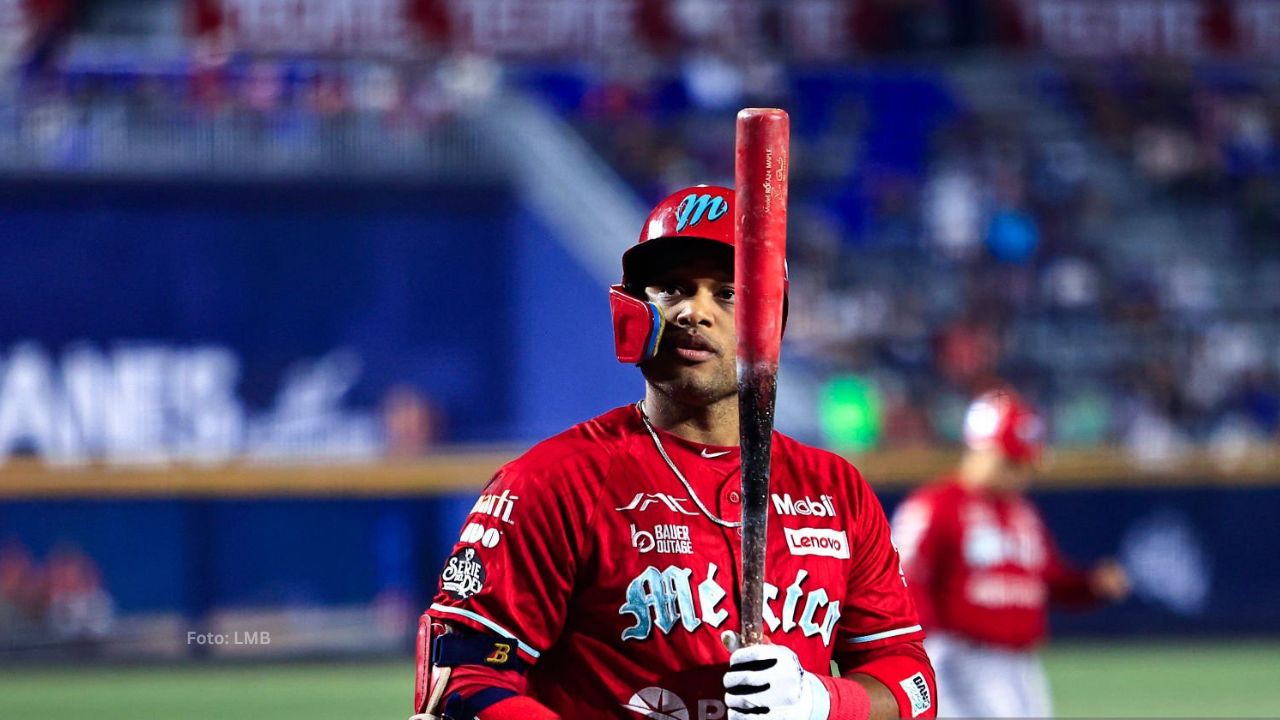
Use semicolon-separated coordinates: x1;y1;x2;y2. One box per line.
734;107;789;647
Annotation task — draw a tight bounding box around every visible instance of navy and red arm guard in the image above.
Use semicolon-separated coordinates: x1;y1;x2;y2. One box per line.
413;615;559;720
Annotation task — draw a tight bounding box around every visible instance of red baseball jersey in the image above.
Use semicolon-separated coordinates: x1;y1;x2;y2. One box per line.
429;404;927;719
891;477;1096;649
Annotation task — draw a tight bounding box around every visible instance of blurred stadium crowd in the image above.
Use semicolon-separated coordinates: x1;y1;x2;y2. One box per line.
548;60;1280;461
1;0;1278;460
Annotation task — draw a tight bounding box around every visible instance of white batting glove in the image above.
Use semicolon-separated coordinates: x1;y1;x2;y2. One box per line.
722;631;830;720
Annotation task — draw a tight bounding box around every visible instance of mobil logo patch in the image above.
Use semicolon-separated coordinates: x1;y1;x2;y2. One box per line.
771;493;837;518
783;527;850;559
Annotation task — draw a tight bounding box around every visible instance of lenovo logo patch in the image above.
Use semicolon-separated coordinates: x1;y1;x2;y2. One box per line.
783;527;850;559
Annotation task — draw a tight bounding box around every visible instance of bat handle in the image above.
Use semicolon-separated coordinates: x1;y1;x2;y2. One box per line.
738;368;776;647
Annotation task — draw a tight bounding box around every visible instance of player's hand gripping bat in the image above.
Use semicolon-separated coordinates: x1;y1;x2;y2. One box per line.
734;108;790;648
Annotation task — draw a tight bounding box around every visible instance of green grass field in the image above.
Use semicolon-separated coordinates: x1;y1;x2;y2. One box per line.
2;642;1276;718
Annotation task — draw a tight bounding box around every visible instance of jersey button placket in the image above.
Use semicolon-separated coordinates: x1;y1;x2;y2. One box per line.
715;476;743;525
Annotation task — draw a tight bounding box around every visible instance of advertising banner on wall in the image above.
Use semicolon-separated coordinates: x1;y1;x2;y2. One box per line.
185;0;1280;61
0;180;523;464
1016;0;1280;59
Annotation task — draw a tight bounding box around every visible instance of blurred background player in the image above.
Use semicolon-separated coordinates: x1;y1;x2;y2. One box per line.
891;389;1130;717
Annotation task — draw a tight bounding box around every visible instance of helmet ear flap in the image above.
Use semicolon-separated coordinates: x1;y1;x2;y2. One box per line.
609;285;664;364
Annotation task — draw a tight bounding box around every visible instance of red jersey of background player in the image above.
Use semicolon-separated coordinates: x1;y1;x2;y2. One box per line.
891;390;1125;649
892;475;1098;649
429;403;930;718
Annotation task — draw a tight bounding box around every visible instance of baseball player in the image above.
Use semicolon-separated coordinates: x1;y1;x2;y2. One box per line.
891;390;1130;717
414;186;937;720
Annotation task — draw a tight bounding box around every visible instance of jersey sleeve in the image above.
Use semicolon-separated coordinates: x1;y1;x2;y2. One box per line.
833;465;927;656
428;459;599;665
836;639;937;719
889;490;944;629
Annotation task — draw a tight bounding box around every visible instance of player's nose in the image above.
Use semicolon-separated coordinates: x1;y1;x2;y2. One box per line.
674;287;716;328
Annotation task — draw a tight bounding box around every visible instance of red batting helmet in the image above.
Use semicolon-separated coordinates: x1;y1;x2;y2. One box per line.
609;186;736;364
963;389;1045;464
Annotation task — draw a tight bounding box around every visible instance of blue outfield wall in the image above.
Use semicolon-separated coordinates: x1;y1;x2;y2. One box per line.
1035;486;1278;638
0;179;520;441
0;179;635;445
511;207;637;440
3;485;1276;638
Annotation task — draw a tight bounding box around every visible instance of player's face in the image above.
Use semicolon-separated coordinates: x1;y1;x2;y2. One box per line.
637;254;737;408
996;455;1034;491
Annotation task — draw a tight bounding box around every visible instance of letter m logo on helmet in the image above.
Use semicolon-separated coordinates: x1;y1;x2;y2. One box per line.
674;192;729;233
638;185;736;252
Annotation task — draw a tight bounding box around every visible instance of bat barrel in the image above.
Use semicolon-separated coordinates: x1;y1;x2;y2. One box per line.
735;108;789;370
734;107;789;647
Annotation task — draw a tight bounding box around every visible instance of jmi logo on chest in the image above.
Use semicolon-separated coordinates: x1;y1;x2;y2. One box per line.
619;563;840;646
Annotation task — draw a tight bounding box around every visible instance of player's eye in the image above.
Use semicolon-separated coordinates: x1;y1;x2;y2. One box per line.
652;285;683;300
718;286;736;302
